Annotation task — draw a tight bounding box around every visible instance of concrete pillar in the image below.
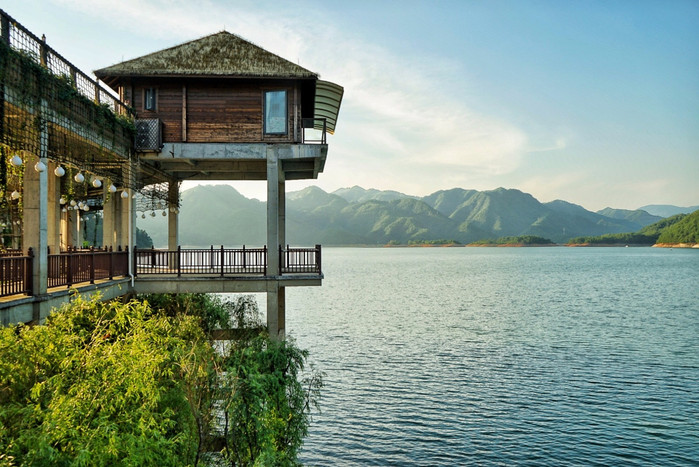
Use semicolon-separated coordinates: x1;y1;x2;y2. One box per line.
102;185;116;248
23;152;48;321
266;148;284;339
266;149;280;276
168;181;179;251
47;161;60;254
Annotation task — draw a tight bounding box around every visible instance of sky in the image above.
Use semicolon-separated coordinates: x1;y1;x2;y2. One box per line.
3;0;698;211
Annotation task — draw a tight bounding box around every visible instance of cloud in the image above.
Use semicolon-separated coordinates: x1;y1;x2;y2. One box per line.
54;0;531;193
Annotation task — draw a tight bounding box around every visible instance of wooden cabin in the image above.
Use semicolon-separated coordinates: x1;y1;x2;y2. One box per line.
95;31;343;338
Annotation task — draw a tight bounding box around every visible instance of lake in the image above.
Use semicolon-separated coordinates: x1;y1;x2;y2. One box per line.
255;247;699;465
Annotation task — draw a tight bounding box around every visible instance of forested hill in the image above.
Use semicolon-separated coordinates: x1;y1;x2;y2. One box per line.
138;185;682;247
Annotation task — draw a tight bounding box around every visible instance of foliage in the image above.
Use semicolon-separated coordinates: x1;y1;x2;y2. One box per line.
567;212;691;245
218;296;323;466
0;294;213;465
656;210;699;244
471;235;554;245
137;227;155;248
0;293;323;466
567;232;658;245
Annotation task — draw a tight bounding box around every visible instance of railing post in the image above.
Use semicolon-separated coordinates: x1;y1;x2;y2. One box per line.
316;244;322;274
264;246;267;276
108;245;113;280
89;247;95;284
66;250;73;287
131;246;136;277
177;245;182;277
242;245;246;270
26;248;34;296
220;245;224;277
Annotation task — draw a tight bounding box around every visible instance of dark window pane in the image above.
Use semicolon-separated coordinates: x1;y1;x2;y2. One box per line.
264;90;286;134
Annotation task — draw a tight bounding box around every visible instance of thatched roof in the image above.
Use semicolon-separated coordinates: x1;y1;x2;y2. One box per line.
95;31;317;88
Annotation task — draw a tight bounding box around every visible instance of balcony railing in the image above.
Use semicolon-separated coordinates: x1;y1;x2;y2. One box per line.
301;118;327;144
0;248;33;297
135;245;321;277
47;247;129;288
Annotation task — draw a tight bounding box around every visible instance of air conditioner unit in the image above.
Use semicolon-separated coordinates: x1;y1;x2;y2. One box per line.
135;118;162;151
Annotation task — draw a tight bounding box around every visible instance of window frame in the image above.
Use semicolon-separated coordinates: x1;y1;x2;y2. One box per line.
143;87;158;112
263;89;288;135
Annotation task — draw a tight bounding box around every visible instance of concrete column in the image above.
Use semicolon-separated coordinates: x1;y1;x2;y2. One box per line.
102;186;116;248
278;176;286;248
47;161;60;254
266;147;284;339
168;181;179;251
23;153;48;289
116;190;129;249
266;149;279;275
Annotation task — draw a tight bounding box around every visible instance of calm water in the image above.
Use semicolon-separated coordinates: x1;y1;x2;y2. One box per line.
270;247;696;465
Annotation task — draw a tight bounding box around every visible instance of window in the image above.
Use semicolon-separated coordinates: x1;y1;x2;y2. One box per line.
264;90;287;134
144;88;157;111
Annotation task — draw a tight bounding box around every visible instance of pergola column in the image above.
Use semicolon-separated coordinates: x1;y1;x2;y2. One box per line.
47;161;60;254
102;185;116;248
23;152;48;321
168;180;179;251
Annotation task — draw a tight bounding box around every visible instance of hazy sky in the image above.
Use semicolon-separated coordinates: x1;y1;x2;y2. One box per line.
3;0;697;210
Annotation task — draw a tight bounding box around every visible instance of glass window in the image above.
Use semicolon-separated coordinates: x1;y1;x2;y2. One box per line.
144;88;156;111
264;90;287;134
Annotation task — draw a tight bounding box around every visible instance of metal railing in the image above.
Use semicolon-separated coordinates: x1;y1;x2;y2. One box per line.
48;247;128;288
0;8;129;114
280;244;321;274
302;118;327;144
135;245;322;277
0;248;32;297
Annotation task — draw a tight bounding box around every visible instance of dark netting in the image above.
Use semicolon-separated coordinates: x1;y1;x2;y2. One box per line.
0;9;180;226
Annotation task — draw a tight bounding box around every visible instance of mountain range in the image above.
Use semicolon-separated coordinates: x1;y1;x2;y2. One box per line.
137;185;696;247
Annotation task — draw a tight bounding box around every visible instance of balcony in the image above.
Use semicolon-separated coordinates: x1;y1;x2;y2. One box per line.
134;245;321;277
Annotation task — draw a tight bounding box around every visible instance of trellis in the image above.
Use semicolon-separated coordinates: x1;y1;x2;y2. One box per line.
0;8;175;247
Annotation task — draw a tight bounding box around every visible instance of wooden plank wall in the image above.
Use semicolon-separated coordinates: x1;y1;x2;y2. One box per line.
130;79;301;144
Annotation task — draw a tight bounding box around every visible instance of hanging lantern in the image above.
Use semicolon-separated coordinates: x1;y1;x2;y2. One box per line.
59;196;67;205
61;207;67;213
82;205;89;211
74;172;85;183
34;161;47;172
92;178;102;188
54;166;66;177
162;211;167;217
150;211;156;217
10;190;20;200
10;154;22;167
108;184;117;193
141;213;146;219
121;190;129;199
70;199;77;207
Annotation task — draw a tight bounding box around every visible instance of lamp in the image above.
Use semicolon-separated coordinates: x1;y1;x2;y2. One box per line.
121;190;129;199
74;172;85;183
34;161;47;172
108;184;117;193
10;154;22;167
162;211;167;216
70;199;77;207
92;178;102;188
54;166;66;177
10;190;20;200
59;196;67;205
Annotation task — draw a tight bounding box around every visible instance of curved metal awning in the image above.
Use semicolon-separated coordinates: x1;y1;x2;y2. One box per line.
314;80;343;134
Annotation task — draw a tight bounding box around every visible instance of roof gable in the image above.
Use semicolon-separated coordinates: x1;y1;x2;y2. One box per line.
95;31;317;83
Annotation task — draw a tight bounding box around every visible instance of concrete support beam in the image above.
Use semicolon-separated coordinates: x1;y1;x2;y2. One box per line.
102;185;116;248
47;161;60;253
168;181;179;251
